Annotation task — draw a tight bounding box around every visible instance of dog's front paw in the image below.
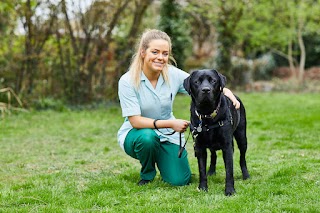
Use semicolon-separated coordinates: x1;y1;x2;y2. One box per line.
197;183;208;192
225;187;235;196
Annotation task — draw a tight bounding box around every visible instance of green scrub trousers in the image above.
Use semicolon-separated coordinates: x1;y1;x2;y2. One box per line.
124;128;191;186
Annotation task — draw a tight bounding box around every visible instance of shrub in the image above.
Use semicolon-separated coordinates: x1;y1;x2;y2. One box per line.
32;97;67;111
231;57;252;87
252;54;277;81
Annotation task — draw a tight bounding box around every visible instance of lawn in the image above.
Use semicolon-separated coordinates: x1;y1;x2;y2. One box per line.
0;92;319;212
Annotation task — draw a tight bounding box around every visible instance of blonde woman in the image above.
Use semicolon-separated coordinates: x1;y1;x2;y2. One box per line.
117;29;240;186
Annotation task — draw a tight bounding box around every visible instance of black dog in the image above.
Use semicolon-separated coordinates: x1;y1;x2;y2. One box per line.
183;69;250;196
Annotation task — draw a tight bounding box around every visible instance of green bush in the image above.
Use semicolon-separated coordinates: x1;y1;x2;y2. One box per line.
231;57;252;87
32;97;67;111
252;53;277;81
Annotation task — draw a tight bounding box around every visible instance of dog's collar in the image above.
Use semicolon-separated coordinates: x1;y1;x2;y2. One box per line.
195;94;222;120
195;109;217;119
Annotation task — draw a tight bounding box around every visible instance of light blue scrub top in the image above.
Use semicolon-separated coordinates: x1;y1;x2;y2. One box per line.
117;65;190;150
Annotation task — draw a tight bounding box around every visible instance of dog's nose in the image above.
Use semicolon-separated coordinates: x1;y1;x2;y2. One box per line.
202;87;211;93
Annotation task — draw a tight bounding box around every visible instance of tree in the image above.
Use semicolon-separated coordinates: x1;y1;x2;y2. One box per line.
13;0;58;94
158;0;191;69
56;0;132;103
0;1;19;89
111;0;153;99
214;0;245;81
185;0;246;81
237;0;320;82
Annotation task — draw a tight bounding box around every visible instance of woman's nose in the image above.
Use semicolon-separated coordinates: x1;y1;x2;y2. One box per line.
157;54;164;59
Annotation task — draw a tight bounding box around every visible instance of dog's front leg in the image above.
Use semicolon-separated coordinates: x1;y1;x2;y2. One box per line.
196;148;208;191
208;148;217;176
222;145;235;196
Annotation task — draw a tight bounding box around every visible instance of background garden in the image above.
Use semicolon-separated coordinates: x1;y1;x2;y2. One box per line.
1;0;320;108
0;0;320;212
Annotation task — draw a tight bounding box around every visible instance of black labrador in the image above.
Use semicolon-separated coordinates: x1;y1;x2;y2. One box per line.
183;69;250;196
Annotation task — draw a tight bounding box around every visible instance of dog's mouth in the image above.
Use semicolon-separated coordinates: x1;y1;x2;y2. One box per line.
195;94;214;111
194;90;221;114
197;90;214;102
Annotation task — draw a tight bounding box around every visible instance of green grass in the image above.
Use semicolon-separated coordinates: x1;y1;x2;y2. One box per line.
1;93;319;212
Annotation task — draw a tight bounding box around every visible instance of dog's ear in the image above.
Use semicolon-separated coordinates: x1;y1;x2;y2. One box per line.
183;71;196;95
183;75;191;95
213;69;226;90
218;72;226;89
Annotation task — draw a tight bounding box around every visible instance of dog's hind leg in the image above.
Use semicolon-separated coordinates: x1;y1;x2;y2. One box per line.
207;148;217;176
234;128;250;180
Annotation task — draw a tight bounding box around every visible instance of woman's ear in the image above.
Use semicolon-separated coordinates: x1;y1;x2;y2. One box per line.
140;50;146;58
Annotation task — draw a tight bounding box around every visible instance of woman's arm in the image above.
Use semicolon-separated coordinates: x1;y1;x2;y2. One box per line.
223;88;240;109
128;115;189;133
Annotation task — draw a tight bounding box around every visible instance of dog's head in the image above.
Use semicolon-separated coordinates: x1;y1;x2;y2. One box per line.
183;69;226;113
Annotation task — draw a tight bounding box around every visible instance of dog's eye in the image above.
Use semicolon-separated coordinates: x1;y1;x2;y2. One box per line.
210;79;217;84
194;80;200;85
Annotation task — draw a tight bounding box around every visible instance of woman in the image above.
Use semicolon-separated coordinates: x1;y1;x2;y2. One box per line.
117;29;240;186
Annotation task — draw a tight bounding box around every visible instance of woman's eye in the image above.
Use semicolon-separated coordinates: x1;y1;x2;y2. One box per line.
163;53;169;57
152;51;158;54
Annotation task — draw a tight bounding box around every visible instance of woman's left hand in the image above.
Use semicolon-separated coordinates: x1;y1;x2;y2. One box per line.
233;99;240;109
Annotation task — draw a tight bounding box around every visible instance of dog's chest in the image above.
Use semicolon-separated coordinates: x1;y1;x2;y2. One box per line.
196;130;224;150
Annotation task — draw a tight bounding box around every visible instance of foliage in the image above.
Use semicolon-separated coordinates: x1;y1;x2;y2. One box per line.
185;0;246;81
31;97;67;111
229;54;277;88
237;1;291;55
230;57;252;87
0;0;320;105
252;54;277;81
158;0;192;69
0;93;320;212
303;33;320;68
238;0;320;82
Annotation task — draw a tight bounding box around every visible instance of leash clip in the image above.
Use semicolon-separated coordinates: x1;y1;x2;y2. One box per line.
218;121;224;126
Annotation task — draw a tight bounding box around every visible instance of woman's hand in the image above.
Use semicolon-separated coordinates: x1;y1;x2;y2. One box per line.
171;119;190;133
129;116;189;133
223;88;240;109
232;99;240;109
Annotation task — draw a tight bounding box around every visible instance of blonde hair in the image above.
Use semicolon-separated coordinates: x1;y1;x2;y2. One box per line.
128;29;176;89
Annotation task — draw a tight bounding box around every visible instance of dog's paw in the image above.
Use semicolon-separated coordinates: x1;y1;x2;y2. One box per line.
225;187;236;196
197;184;208;192
243;174;250;180
207;169;216;176
242;172;250;180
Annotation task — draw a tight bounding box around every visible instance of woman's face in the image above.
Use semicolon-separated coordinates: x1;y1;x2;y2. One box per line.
141;39;169;74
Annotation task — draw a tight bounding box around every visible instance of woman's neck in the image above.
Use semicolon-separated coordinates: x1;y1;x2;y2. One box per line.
143;70;160;88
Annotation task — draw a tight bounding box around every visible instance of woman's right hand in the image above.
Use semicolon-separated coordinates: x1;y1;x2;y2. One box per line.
171;119;190;133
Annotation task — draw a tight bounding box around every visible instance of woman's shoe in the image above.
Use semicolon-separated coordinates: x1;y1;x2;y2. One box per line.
137;179;151;186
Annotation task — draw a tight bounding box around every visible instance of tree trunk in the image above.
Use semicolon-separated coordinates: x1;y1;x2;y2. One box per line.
24;0;34;94
288;39;296;78
297;20;306;83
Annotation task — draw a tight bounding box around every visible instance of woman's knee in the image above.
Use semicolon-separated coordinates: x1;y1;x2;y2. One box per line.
135;129;160;150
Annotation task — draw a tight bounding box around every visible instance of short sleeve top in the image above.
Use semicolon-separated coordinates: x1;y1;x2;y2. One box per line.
117;65;189;150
